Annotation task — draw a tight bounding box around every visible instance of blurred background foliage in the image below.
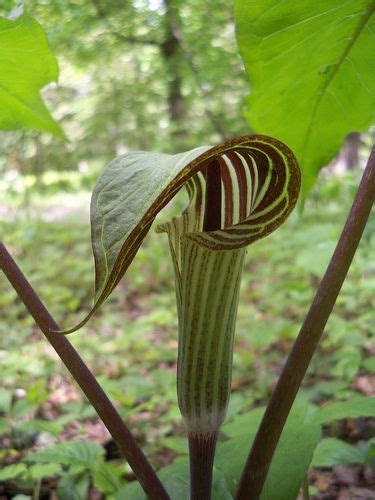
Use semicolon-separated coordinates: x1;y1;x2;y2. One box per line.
0;1;374;498
0;0;249;180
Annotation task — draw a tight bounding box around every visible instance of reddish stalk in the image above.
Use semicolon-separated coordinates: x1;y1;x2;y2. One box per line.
0;243;170;500
236;146;375;499
188;431;218;500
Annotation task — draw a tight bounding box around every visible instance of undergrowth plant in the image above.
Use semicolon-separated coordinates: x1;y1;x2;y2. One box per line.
0;2;374;499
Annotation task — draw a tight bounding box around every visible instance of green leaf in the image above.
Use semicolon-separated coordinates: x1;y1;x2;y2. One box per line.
0;387;12;414
57;474;90;500
235;0;375;196
24;440;104;467
116;458;233;499
10;399;37;419
317;396;375;424
0;419;9;435
362;356;375;373
61;135;300;332
159;436;189;454
0;11;62;136
312;438;365;467
215;404;321;500
92;462;123;494
28;462;62;480
15;419;63;436
0;463;27;481
221;406;265;438
331;346;362;381
364;437;375;466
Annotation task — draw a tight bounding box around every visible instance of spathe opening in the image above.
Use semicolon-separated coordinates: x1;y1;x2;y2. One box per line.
203;159;222;232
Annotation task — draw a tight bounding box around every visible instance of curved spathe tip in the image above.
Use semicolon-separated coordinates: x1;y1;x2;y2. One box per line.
58;134;300;334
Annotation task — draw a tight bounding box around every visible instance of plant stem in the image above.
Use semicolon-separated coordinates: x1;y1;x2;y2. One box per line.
0;243;170;500
236;146;375;500
302;475;310;500
33;479;41;500
188;431;218;500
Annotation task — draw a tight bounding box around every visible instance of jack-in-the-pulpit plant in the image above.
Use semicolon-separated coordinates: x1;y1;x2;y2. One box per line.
59;134;300;497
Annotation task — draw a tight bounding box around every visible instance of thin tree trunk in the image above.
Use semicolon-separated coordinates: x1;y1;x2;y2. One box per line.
161;0;187;142
345;132;361;170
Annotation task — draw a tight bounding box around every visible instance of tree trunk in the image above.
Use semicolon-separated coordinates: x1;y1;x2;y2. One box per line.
344;132;361;170
161;0;187;144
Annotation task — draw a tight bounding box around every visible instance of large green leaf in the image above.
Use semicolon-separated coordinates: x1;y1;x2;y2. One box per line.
28;463;62;480
24;440;104;467
60;134;300;332
235;0;375;196
0;463;27;481
312;438;365;467
0;9;62;135
316;395;375;424
221;406;265;437
115;458;233;499
215;404;321;500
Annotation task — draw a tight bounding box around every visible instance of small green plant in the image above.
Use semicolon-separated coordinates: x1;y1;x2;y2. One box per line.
0;440;124;498
0;2;374;499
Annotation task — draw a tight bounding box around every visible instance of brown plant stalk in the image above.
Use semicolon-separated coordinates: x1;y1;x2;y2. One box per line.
236;145;375;499
0;243;170;500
